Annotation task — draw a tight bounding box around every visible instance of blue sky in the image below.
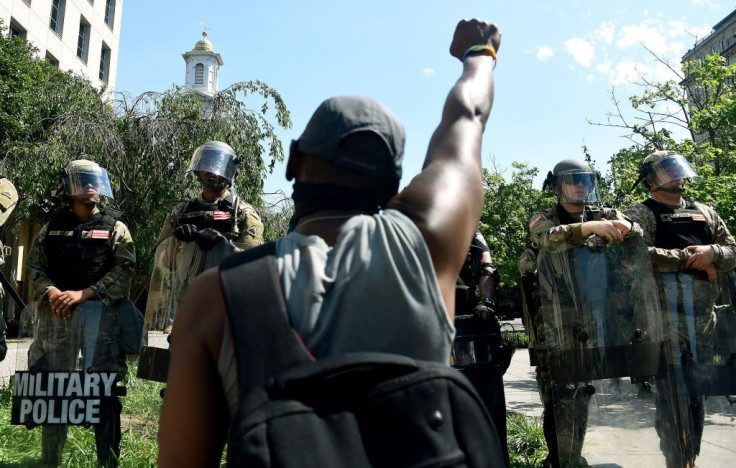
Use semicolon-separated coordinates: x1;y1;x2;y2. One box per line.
115;1;730;199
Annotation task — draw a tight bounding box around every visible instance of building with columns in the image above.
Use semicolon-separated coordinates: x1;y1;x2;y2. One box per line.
0;0;124;94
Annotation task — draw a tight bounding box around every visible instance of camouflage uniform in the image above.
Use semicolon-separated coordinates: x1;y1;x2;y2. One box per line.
148;190;263;332
157;189;263;247
0;177;18;361
26;205;135;468
626;197;736;466
524;204;641;467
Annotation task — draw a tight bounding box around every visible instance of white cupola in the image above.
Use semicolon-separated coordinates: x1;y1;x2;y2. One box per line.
182;31;224;98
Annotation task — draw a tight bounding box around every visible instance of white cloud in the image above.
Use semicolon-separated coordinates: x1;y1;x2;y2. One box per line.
595;21;616;45
586;74;596;84
610;58;645;87
596;61;612;73
536;45;555;61
617;23;671;55
564;37;595;67
422;68;435;76
691;0;723;9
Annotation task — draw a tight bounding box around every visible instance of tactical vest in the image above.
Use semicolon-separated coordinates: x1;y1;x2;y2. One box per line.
177;196;238;239
44;208;117;291
643;198;713;249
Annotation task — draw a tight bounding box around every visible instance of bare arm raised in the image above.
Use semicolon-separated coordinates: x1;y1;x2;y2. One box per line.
386;19;500;316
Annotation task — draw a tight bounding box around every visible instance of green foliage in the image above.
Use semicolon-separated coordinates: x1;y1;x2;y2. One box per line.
479;162;554;289
0;21;292;301
507;412;547;468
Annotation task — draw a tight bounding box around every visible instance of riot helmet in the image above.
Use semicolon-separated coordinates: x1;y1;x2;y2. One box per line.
543;158;601;206
639;151;698;193
62;159;114;202
187;141;240;189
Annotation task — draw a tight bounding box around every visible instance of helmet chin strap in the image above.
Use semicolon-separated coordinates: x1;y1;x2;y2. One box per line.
653;185;685;194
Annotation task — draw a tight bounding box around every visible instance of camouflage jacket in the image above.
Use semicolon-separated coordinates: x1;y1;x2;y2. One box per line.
528;204;642;251
0;177;19;268
157;190;264;248
625;197;736;273
27;208;136;306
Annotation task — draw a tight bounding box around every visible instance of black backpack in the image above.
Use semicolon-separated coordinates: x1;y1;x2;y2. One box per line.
219;243;504;467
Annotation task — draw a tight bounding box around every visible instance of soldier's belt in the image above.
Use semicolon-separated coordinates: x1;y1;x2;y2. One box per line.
548;341;662;383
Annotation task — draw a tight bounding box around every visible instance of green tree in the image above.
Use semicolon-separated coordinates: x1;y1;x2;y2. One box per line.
0;22;292;301
479;161;554;290
0;21;103;221
589;48;736;232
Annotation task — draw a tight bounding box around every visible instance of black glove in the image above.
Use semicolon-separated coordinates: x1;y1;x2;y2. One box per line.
473;300;496;323
172;224;198;242
195;228;226;251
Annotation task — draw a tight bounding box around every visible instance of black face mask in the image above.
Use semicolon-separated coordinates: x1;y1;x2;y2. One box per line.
289;182;380;232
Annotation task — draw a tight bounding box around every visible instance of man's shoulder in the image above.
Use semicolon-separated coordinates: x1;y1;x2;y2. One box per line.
624;201;653;216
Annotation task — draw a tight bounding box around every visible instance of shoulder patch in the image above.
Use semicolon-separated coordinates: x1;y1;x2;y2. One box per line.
529;214;544;230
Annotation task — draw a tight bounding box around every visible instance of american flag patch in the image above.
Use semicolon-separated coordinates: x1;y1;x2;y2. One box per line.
691;213;706;222
89;230;111;239
213;210;231;220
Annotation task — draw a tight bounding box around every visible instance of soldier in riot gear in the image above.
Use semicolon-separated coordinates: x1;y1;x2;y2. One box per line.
0;177;18;361
526;158;642;467
24;159;136;467
626;150;736;468
453;228;510;465
149;140;264;332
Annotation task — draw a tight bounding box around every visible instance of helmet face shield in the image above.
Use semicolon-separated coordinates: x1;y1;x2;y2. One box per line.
648;154;698;188
187;145;237;182
64;167;114;200
556;172;601;205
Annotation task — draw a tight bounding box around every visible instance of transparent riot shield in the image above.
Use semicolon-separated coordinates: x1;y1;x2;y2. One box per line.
11;300;125;431
138;237;237;383
537;236;679;467
654;270;736;467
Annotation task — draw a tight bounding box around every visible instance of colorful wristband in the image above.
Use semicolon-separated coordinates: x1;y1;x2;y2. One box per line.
463;45;497;69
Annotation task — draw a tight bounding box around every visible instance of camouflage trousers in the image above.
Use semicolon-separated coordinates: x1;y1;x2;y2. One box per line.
534;314;590;467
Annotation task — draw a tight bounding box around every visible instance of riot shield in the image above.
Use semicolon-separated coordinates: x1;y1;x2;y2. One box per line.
537;237;680;467
654;270;736;467
12;300;125;430
138;237;236;383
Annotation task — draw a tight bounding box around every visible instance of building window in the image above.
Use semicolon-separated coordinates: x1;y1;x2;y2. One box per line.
194;63;204;85
46;51;60;68
49;0;65;36
77;18;90;63
9;19;27;39
104;0;116;28
99;43;111;83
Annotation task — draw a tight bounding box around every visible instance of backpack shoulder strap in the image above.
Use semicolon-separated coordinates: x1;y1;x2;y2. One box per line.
219;242;314;398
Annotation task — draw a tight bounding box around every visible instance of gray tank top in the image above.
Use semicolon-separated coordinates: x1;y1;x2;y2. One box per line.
218;209;454;416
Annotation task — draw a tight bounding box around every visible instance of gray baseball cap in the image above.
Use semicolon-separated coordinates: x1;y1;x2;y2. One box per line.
295;96;405;181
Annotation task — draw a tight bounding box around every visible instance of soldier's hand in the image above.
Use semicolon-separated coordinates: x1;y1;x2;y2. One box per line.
172;224;198;242
582;219;625;242
49;288;94;319
195;228;226;251
684;245;715;271
473;300;496;323
450;19;501;61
